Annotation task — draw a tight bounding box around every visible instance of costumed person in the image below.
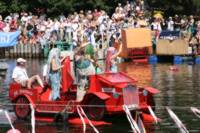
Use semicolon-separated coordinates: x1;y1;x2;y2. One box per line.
47;48;65;101
105;33;122;73
12;58;44;89
74;42;96;102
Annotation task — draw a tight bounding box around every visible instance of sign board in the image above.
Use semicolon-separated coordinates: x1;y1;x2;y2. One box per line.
156;39;188;55
157;31;188;55
159;30;180;40
120;28;152;57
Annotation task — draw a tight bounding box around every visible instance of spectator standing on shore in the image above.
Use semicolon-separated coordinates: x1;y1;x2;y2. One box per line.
174;15;181;31
151;18;162;41
187;15;195;37
167;17;174;31
0;15;5;31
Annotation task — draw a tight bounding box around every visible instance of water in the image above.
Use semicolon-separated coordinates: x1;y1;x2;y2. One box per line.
0;59;200;133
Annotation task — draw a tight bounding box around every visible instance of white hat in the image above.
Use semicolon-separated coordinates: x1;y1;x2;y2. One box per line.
17;58;26;63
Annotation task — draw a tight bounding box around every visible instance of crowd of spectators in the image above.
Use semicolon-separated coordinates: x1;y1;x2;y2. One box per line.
0;0;146;49
0;0;200;54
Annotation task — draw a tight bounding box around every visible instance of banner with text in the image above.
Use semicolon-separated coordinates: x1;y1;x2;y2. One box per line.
159;30;180;40
0;31;21;47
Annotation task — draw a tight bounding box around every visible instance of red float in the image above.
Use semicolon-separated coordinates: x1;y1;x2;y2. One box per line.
9;57;159;123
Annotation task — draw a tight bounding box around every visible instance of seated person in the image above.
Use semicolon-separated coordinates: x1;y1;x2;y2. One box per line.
12;58;44;89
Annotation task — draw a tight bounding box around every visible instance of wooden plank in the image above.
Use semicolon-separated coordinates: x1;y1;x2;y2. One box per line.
120;28;152;57
122;28;152;48
156;39;188;55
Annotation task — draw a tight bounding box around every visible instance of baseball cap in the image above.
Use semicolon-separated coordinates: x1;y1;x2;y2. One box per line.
17;58;26;63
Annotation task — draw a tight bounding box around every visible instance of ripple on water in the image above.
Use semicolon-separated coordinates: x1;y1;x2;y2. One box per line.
0;60;200;133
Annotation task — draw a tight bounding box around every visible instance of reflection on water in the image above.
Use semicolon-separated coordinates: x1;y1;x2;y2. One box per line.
0;59;200;133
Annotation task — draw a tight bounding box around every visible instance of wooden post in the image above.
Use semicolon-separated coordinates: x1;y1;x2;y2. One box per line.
24;44;28;58
10;46;14;58
4;47;8;58
13;44;17;57
28;44;32;58
35;44;39;58
32;44;35;58
17;43;20;57
20;44;24;57
0;48;4;58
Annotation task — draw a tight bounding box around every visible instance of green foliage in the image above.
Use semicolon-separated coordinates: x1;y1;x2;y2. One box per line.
0;0;122;16
0;0;199;17
0;1;7;13
147;0;200;15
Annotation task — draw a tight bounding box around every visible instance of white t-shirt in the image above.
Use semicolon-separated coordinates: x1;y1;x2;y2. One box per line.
53;21;60;31
12;66;29;83
167;20;174;31
21;16;29;24
151;22;162;31
89;31;97;47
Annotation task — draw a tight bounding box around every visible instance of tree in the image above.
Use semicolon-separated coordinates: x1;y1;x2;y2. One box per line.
1;0;199;17
0;1;7;14
146;0;200;16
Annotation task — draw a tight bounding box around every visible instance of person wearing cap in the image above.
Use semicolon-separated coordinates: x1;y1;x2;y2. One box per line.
167;16;174;31
12;58;44;89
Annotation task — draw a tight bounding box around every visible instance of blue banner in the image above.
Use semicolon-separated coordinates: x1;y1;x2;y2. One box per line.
0;31;21;47
159;30;180;40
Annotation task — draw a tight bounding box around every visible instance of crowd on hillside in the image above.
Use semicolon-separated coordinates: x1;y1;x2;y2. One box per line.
0;0;200;53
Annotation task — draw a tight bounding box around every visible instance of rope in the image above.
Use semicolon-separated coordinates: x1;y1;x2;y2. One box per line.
166;107;189;133
190;107;200;119
1;103;200;109
77;106;86;133
148;106;158;124
77;105;99;133
54;100;74;120
30;104;35;133
123;105;140;133
4;110;16;133
137;113;146;133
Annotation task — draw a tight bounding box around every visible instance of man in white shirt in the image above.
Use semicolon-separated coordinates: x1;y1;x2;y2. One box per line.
12;58;44;89
167;17;174;31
